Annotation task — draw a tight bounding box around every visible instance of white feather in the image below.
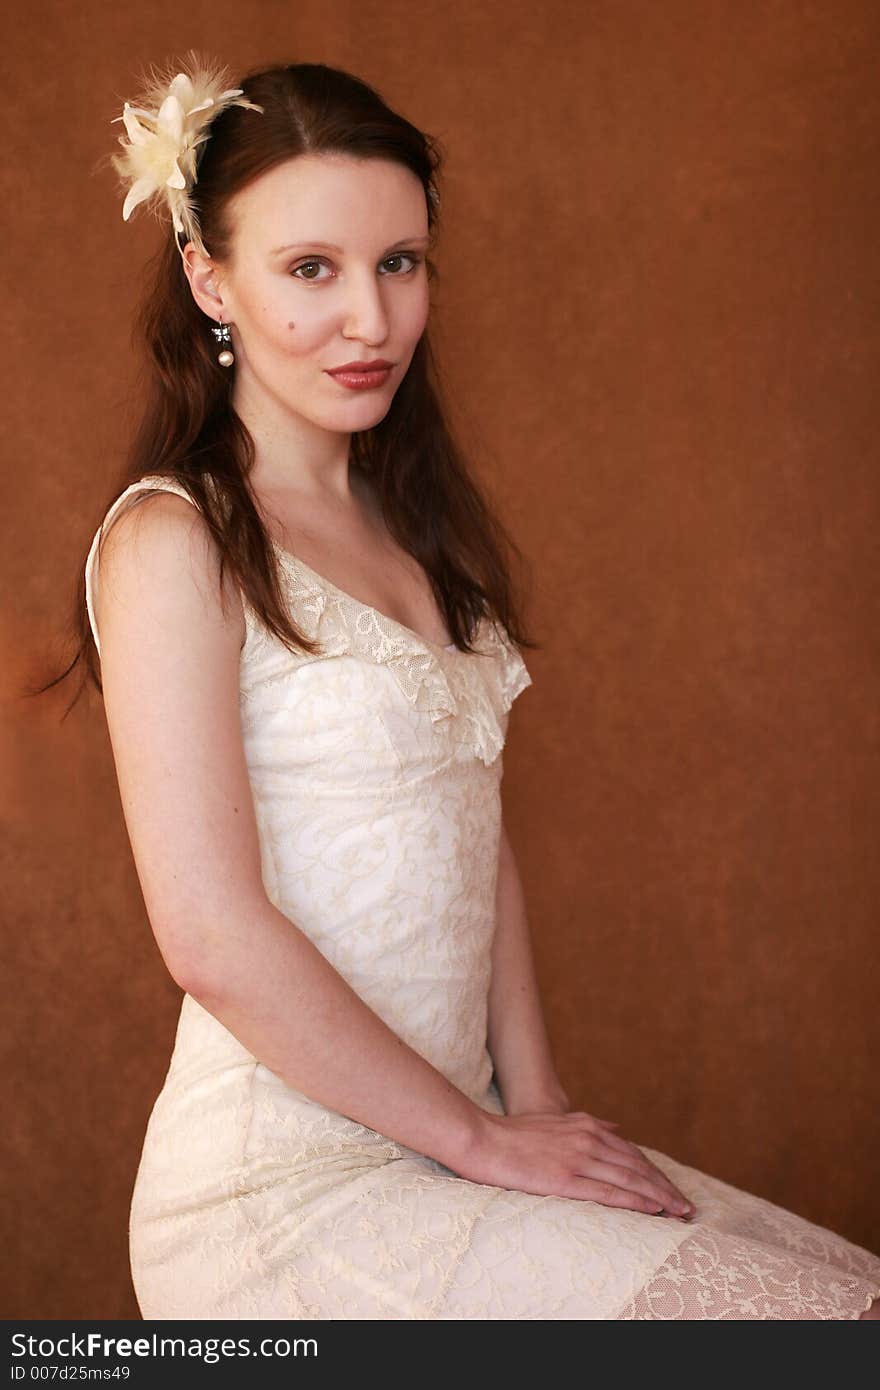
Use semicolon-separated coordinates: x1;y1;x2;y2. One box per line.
109;48;264;256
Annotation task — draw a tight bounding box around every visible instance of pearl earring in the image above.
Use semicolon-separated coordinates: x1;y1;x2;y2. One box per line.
210;315;235;367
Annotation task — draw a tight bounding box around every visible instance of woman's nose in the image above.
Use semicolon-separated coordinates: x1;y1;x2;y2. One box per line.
341;271;390;342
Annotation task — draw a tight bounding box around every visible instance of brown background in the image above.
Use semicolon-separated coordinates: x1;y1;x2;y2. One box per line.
3;1;879;1319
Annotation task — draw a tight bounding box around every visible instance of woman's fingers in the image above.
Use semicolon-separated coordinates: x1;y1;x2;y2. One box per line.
595;1145;689;1212
579;1155;690;1214
588;1128;669;1175
565;1176;668;1216
564;1113;694;1212
589;1128;688;1180
587;1125;642;1156
589;1133;693;1210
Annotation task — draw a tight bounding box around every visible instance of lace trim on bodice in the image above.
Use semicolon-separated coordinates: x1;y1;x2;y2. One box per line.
86;476;533;767
248;548;532;766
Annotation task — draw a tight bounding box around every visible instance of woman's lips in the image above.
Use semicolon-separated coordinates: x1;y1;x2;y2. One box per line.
326;367;392;389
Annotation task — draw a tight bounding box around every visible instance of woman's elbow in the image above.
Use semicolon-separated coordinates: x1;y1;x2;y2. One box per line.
148;887;267;1003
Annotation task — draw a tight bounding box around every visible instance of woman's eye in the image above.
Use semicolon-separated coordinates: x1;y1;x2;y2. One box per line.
290;259;330;281
289;253;422;282
381;252;422;274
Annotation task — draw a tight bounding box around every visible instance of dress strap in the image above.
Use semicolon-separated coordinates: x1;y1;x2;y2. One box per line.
84;474;202;657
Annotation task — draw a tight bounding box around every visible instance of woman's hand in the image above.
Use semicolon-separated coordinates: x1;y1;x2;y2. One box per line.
455;1108;697;1219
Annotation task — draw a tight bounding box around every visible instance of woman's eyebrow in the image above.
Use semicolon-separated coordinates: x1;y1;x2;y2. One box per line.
271;234;431;256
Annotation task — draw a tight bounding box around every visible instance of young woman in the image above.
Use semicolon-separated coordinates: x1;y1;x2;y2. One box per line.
68;53;879;1318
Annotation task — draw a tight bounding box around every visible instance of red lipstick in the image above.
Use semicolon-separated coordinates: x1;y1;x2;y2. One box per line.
326;359;394;390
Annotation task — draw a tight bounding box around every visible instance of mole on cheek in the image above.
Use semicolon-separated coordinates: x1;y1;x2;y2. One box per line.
287;321;295;329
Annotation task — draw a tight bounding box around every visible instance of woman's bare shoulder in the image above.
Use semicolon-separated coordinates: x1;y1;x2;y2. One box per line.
93;487;246;656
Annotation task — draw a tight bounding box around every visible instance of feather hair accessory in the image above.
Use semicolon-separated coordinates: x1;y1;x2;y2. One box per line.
110;50;264;258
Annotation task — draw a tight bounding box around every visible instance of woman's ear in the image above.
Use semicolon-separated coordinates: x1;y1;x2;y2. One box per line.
181;242;227;320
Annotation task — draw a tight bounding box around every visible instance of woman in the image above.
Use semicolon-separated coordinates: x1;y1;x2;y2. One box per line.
72;52;879;1318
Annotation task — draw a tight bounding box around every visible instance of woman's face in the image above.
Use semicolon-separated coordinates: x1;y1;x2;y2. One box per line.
205;153;431;434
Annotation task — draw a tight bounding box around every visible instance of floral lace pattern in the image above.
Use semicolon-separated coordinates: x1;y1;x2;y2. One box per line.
240;544;532;768
85;477;880;1319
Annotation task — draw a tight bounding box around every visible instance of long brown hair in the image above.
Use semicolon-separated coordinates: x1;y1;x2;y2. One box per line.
31;56;538;710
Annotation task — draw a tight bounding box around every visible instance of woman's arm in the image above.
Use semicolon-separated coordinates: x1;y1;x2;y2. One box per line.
93;494;486;1172
486;819;571;1115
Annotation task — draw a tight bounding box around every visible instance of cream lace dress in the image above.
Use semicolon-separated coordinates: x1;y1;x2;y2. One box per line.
85;475;880;1320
